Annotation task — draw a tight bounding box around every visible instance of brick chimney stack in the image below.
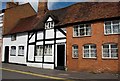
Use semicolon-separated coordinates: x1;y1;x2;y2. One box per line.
38;0;48;15
6;0;19;9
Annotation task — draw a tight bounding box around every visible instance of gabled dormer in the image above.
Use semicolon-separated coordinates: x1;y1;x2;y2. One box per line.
45;17;54;29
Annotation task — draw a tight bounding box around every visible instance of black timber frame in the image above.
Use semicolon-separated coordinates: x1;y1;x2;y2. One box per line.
26;28;66;68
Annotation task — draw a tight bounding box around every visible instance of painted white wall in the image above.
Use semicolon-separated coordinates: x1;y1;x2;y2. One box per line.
2;33;28;64
47;17;53;22
37;31;43;40
56;28;66;38
45;29;54;39
28;45;34;61
27;63;54;69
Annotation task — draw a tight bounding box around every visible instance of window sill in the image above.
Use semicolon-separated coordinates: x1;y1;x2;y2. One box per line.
35;56;43;57
10;55;16;56
73;35;91;38
18;55;24;56
104;33;120;36
102;57;118;60
44;55;52;56
83;57;97;59
72;57;78;59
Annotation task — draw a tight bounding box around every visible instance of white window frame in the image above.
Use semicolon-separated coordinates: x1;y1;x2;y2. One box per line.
73;24;91;37
72;45;78;58
18;46;24;56
83;44;97;58
102;43;118;59
44;45;52;56
36;45;43;56
104;20;120;35
45;21;54;29
10;46;16;56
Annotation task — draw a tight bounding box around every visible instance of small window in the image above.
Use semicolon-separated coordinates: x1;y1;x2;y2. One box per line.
45;22;54;29
104;20;120;35
83;44;96;58
10;46;16;56
36;45;43;56
73;24;91;37
102;43;118;59
18;46;24;56
11;34;16;41
44;45;52;56
72;45;78;58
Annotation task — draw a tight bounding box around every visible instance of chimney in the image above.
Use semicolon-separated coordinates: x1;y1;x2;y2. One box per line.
6;2;18;8
6;0;19;9
38;0;48;15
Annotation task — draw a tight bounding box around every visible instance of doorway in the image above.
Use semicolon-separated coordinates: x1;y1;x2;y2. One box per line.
57;45;65;70
4;46;9;63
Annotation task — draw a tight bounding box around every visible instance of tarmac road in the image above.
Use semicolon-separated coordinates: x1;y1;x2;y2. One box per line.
2;69;119;81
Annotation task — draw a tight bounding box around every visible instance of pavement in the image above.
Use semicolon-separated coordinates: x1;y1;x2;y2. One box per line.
1;63;120;81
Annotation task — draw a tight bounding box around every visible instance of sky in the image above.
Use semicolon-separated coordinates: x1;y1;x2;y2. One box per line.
1;1;77;11
1;0;120;11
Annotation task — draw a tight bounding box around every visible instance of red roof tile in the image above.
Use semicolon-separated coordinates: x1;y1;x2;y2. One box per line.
6;2;120;35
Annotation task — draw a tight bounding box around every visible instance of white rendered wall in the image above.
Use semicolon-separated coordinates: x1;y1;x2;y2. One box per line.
56;28;66;38
45;29;54;39
2;33;28;64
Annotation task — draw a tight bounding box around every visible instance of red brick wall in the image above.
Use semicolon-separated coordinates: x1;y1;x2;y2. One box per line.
66;21;119;73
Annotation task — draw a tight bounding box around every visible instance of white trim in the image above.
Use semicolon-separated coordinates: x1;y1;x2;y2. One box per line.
102;43;118;59
83;44;97;59
72;45;78;58
73;24;91;37
104;20;120;35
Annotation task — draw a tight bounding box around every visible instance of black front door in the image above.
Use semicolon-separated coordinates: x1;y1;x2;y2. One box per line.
4;46;9;63
57;45;65;70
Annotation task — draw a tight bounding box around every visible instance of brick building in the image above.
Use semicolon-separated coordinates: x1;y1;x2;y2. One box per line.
2;2;120;73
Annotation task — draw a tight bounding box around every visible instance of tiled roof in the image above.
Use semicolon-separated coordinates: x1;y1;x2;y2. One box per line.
6;2;120;35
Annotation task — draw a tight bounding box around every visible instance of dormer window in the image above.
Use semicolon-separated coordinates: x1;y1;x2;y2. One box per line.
45;21;54;29
45;17;54;29
11;34;16;41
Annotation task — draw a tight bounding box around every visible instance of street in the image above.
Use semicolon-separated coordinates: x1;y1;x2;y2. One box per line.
2;68;67;81
1;63;120;81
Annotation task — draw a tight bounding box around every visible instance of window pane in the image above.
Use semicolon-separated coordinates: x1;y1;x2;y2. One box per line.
36;46;43;56
74;27;78;36
44;45;52;56
84;53;89;57
111;49;118;54
111;53;118;57
103;53;109;57
103;49;109;54
86;27;91;35
113;20;119;25
84;50;89;54
113;25;119;33
80;28;84;36
103;44;109;48
111;44;117;48
105;21;111;26
105;25;111;34
84;45;89;49
80;24;84;28
91;45;96;49
18;46;24;56
91;53;96;57
72;45;78;58
10;46;16;56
